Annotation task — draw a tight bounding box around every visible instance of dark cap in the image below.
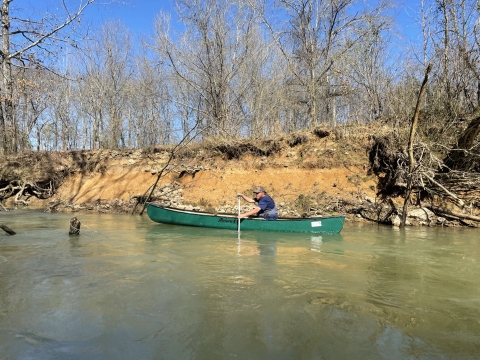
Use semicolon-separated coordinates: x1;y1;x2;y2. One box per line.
254;186;266;193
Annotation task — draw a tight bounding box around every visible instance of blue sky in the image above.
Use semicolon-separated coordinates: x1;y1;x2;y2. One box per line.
89;1;420;38
84;0;175;36
12;0;175;37
13;0;420;43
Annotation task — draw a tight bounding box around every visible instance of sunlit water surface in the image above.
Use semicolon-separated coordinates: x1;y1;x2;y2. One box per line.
0;210;479;359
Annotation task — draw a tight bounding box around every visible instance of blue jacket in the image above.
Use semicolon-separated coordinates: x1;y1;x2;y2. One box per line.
256;195;278;220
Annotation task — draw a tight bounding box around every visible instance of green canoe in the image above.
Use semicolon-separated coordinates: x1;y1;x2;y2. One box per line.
146;203;345;234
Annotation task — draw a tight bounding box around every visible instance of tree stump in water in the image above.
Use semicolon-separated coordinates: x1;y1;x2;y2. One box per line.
0;224;16;235
69;217;81;235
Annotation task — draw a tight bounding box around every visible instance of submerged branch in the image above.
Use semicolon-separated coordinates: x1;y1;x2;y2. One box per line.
0;224;16;235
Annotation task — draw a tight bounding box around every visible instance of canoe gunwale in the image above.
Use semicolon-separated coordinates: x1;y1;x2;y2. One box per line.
146;202;345;221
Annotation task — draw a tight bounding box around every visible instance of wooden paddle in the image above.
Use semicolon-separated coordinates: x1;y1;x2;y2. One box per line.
237;195;241;234
237;195;241;253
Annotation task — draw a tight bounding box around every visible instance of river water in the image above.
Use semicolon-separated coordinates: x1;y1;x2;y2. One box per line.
0;210;479;360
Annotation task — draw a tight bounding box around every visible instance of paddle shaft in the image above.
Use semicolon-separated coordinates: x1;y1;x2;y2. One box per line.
237;196;241;233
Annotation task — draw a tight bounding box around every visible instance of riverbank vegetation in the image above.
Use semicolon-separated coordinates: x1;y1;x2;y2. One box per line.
0;0;479;227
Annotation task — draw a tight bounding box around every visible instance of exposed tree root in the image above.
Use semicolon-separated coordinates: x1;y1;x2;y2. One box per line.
0;179;58;206
368;135;479;220
358;198;398;224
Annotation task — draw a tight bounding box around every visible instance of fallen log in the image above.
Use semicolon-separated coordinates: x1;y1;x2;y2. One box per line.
427;206;480;223
0;224;16;235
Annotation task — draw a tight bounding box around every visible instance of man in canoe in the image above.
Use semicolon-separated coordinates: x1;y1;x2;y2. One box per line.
237;186;278;220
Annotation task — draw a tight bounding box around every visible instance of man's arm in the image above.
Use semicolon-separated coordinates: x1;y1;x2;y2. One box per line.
238;206;261;219
237;193;255;203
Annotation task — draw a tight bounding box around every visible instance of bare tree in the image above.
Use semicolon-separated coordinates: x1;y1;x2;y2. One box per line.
151;0;262;138
129;52;174;147
253;0;391;128
345;16;396;122
16;68;55;150
428;0;479;114
74;20;134;149
0;0;99;154
413;0;480;171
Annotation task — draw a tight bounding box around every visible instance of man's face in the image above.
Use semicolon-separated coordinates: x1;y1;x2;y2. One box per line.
254;191;264;200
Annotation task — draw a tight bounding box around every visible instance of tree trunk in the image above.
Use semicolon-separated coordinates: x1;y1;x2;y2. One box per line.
0;90;6;153
401;62;432;227
1;0;15;153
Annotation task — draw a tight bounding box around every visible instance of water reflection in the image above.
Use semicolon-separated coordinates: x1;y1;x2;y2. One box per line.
257;238;277;257
1;212;479;359
69;237;81;249
310;235;323;252
237;231;279;258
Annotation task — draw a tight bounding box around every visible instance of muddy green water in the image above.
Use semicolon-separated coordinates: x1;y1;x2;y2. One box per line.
0;210;479;359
